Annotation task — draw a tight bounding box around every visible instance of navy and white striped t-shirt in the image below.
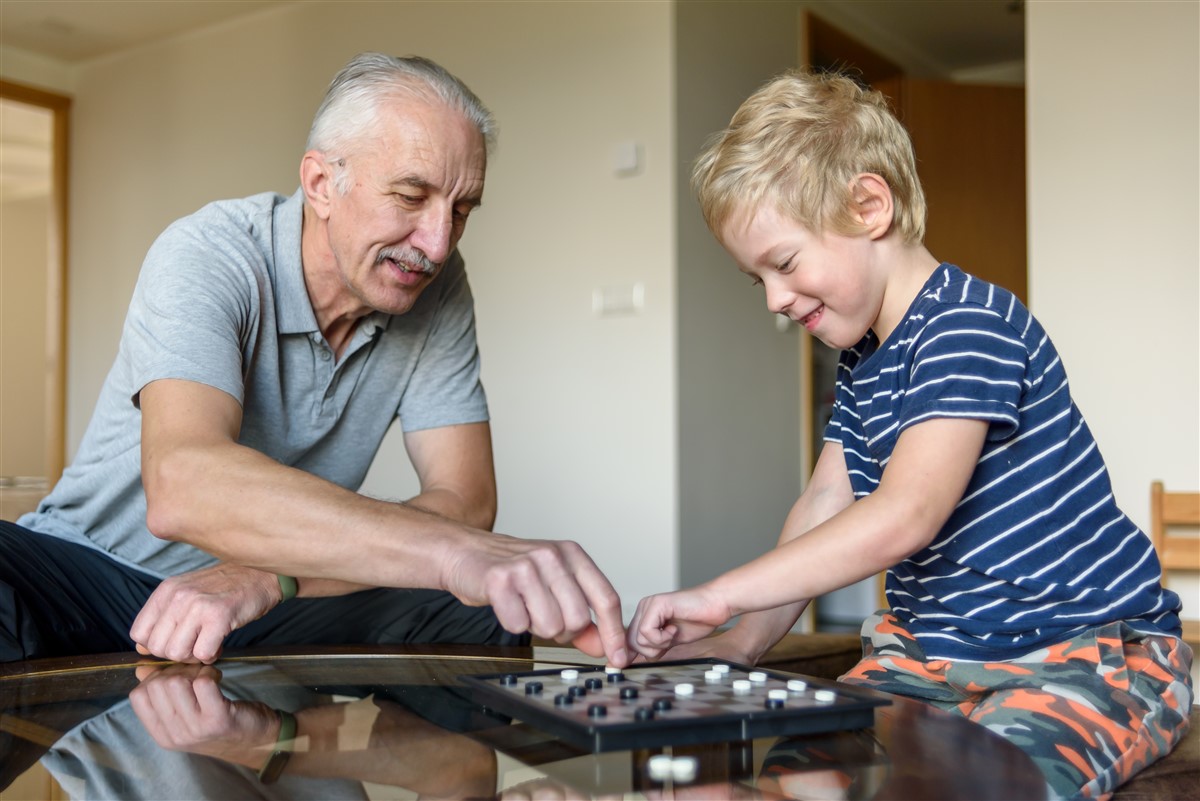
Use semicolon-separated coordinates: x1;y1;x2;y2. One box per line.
825;264;1182;661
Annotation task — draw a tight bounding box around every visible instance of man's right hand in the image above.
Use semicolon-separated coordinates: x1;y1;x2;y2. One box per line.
130;563;284;664
443;533;628;667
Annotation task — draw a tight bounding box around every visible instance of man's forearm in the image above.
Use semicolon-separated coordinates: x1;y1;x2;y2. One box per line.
144;440;474;591
403;488;495;532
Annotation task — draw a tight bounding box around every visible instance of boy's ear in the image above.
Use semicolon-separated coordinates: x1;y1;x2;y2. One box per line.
850;173;894;240
300;151;335;221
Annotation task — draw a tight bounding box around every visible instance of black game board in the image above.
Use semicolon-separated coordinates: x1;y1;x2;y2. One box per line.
462;658;889;752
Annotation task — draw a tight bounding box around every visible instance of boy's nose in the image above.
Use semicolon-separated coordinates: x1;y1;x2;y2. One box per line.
765;286;793;317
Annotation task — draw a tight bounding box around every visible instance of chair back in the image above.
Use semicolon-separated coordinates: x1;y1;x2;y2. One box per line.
1150;481;1200;645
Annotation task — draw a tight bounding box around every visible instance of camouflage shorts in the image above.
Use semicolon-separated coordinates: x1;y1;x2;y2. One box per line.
839;613;1194;800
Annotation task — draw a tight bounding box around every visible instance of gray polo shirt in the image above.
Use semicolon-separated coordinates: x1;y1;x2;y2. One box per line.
21;190;488;578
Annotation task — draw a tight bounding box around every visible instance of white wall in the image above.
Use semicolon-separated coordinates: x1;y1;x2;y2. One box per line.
675;1;808;589
1027;1;1199;527
1027;0;1199;645
4;0;677;613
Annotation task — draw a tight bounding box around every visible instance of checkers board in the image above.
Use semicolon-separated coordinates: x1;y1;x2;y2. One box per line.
461;658;888;752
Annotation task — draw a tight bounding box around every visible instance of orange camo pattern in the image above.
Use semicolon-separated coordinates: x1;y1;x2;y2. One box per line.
840;613;1194;800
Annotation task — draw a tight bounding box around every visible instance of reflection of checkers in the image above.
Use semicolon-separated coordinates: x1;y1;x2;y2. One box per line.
462;658;889;752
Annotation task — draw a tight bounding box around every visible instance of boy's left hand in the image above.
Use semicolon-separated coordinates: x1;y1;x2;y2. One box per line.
626;585;732;661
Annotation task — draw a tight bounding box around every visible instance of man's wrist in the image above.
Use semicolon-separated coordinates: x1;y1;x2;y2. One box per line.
257;709;296;783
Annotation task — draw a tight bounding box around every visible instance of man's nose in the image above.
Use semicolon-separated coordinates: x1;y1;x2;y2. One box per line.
410;208;454;265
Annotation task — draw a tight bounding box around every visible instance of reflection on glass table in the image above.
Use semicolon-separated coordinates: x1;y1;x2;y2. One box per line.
0;647;1047;800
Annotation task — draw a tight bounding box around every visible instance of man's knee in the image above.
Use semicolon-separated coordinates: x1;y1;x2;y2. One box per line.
0;580;35;662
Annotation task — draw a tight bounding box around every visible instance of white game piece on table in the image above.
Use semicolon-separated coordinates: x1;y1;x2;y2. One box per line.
713;663;731;674
560;669;579;682
704;669;723;683
604;666;622;674
648;754;673;781
748;671;768;683
674;682;695;697
787;679;808;693
732;678;752;695
768;688;788;702
814;688;837;703
671;756;699;783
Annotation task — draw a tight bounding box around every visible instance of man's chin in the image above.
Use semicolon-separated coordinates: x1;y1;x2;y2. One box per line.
377;282;432;315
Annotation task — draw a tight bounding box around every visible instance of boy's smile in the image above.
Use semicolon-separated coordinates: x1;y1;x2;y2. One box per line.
721;204;886;350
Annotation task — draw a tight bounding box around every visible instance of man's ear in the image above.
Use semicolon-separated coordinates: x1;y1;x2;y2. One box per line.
850;173;895;240
300;151;335;221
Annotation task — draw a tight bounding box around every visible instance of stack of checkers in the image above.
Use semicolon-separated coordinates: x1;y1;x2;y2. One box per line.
646;754;698;784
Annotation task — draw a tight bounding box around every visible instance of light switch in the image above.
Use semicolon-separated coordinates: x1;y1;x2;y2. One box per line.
612;141;642;177
593;282;645;316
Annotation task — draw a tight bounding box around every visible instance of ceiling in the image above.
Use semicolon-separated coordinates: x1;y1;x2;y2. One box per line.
0;1;295;64
0;1;1024;202
0;1;1025;70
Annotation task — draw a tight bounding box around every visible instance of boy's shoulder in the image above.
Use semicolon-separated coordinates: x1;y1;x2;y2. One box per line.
912;263;1031;332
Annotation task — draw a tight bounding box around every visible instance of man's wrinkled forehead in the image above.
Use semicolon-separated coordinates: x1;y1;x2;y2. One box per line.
366;99;486;192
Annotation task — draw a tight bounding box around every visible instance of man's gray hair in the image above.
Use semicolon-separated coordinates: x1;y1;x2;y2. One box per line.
306;53;497;180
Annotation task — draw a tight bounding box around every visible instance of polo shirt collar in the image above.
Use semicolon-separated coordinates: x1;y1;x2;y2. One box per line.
274;189;318;335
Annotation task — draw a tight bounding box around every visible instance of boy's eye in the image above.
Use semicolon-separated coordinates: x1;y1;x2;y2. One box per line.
749;276;763;287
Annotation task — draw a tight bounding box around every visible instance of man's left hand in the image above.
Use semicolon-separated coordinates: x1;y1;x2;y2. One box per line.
130;563;283;663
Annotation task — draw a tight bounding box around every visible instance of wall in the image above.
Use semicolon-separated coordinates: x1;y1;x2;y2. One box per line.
1027;1;1199;525
1027;0;1199;632
3;0;677;612
675;1;807;589
0;47;76;95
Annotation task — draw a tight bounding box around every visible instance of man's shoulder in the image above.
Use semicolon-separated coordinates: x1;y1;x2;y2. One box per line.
148;191;298;269
172;191;293;237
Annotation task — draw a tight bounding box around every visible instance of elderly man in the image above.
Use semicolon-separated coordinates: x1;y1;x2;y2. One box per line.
0;53;627;668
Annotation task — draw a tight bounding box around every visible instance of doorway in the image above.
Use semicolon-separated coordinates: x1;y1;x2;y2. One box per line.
0;79;70;520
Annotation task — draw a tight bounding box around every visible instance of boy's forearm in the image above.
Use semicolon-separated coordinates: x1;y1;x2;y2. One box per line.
722;601;810;663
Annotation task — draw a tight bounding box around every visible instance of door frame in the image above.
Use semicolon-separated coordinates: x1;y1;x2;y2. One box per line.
1;79;71;483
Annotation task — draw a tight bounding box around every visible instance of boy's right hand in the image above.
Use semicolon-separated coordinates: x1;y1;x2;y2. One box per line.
625;585;733;661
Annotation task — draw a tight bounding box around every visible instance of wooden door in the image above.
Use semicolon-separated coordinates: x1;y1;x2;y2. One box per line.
877;77;1027;302
0;80;70;520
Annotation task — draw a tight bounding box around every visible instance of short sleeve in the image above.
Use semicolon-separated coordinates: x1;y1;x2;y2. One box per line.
897;305;1026;441
124;217;261;408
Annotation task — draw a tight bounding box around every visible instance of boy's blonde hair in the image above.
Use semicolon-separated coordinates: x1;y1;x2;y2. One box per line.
693;70;926;244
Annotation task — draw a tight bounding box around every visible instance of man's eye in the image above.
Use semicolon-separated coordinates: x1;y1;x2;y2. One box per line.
749;277;763;287
397;194;423;205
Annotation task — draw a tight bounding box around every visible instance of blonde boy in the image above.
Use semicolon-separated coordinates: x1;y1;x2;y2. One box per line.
627;71;1192;799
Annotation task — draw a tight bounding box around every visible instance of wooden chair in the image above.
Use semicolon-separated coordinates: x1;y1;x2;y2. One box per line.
1150;481;1200;646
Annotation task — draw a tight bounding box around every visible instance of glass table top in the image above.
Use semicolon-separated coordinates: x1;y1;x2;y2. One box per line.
1;645;1046;800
